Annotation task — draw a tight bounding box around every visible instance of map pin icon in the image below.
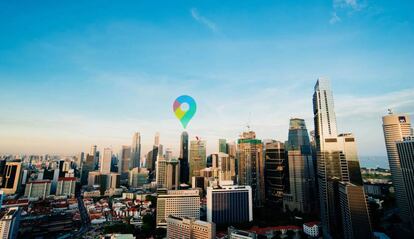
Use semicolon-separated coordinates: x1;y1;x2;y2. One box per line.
173;95;197;129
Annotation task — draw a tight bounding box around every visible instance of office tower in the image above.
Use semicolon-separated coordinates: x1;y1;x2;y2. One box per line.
167;216;216;239
396;136;414;228
130;132;141;169
0;207;21;239
156;156;168;188
165;148;173;160
56;177;76;198
156;190;200;228
1;161;22;195
119;145;131;179
313;78;338;151
206;185;253;225
228;227;257;239
100;148;112;174
129;168;149;188
238;131;265;206
339;182;373;239
313;78;371;239
189;139;207;180
145;150;155;171
155;132;160;146
283;118;316;213
0;190;3;209
179;131;190;184
383;112;413;228
264;141;286;205
206;154;213;168
24;180;52;199
166;159;180;190
156;157;180;189
219;139;227;153
81;153;95;186
211;153;236;182
90;145;99;170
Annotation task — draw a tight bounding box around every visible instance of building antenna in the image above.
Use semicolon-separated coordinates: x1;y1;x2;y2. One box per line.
246;112;251;131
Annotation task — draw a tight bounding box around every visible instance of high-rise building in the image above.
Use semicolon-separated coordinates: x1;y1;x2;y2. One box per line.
56;177;76;198
81;153;95;185
119;145;131;178
156;156;167;188
396;136;414;228
211;153;236;182
166;216;216;239
313;78;371;239
382;112;413;228
100;148;112;174
156;190;200;228
313;78;338;151
219;139;227;153
0;207;21;239
189;139;206;180
24;180;51;199
129;167;149;188
1;161;22;195
90;145;99;170
130;132;141;169
283;118;316;213
238;131;265;206
179;131;189;184
206;185;253;225
166;159;180;190
156;157;180;189
264;141;286;206
339;182;373;239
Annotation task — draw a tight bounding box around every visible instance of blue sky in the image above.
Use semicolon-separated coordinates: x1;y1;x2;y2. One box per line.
0;0;413;167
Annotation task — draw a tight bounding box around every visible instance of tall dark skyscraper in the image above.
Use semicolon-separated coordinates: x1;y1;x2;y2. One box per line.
313;78;371;239
81;154;95;186
283;118;316;213
179;131;189;184
264;140;286;206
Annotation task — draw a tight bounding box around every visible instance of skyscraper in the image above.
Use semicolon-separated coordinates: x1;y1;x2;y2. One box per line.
264;140;286;206
189;139;206;181
339;182;373;239
283;118;316;213
206;185;253;225
238;131;265;206
1;161;22;195
100;148;112;174
219;139;227;153
119;145;131;179
313;78;371;239
396;136;414;229
313;78;338;151
179;131;189;184
211;153;236;182
383;112;413;228
0;207;21;239
81;153;95;186
130;132;141;169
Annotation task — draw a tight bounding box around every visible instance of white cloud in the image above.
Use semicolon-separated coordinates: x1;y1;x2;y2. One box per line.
190;8;218;32
330;12;341;24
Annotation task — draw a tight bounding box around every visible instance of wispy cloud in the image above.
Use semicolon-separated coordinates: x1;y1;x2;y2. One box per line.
330;0;365;24
190;8;218;32
330;12;341;24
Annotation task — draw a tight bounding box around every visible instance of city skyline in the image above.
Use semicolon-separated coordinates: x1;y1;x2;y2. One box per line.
1;1;414;164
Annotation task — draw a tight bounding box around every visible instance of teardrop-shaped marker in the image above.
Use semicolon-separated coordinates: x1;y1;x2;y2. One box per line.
173;95;196;129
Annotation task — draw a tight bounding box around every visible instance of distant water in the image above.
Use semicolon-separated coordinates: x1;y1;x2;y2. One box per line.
359;155;389;169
